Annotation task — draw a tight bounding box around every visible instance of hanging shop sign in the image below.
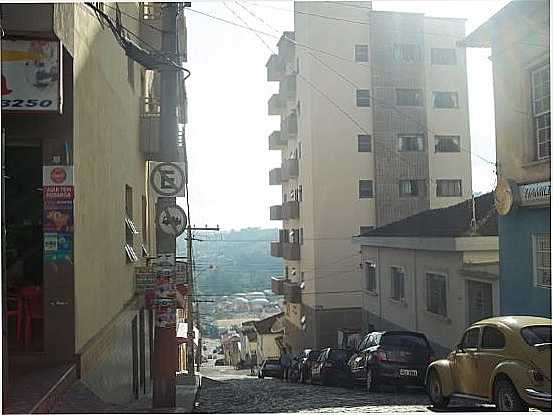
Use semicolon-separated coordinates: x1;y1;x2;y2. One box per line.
149;162;186;197
495;177;550;215
1;40;62;112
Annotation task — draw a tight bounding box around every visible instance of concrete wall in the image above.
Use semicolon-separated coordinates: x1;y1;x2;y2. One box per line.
256;333;282;362
72;3;147;353
360;242;499;352
499;208;551;317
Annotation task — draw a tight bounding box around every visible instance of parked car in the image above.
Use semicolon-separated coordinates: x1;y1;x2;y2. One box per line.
426;316;551;412
298;349;321;383
258;358;282;379
348;331;434;391
311;348;353;387
214;358;226;366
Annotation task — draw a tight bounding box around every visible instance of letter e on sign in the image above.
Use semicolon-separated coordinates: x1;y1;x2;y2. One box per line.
149;162;186;197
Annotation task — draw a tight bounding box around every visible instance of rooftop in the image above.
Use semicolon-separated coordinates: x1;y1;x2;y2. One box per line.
253;312;284;335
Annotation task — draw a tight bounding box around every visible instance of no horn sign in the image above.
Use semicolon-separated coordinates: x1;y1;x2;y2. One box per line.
149;162;186;197
157;205;187;237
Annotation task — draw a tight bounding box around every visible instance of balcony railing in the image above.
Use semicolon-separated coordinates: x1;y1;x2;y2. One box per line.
266;54;286;82
140;3;186;59
284;281;301;303
268;94;285;116
268;130;285;150
282;159;299;180
279;75;296;101
269;168;282;186
283;201;299;220
270;241;283;258
283;242;300;260
270;205;283;221
271;276;286;295
281;112;298;140
140;96;161;154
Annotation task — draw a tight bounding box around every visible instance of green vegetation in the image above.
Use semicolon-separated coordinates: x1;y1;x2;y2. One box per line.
177;228;282;296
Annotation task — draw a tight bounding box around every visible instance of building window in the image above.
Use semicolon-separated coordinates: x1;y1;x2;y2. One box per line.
125;185;139;263
426;273;447;316
399;134;424;152
533;233;551;288
399;180;424;197
300;228;304;245
432;91;459;108
355;45;369;63
298;185;303;202
532;64;551;159
431;48;457;65
359;180;374;198
360;226;374;235
396;89;423;106
435;135;461;153
364;262;377;292
358;135;372;152
390;267;405;301
356;89;371;107
393;44;422;63
436;179;462;197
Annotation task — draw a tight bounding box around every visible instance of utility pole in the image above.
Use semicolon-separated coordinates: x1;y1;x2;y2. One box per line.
152;2;179;409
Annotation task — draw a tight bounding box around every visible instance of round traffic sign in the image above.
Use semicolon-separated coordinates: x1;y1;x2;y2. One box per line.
157;205;187;236
150;162;186;197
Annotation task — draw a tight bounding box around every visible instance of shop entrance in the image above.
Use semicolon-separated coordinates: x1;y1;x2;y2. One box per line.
5;141;44;353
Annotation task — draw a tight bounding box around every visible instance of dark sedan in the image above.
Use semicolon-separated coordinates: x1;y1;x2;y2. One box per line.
258;358;282;379
311;348;352;387
298;349;321;383
348;331;434;391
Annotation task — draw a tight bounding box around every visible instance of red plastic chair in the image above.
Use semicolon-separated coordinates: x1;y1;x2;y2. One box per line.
21;286;43;349
6;295;23;343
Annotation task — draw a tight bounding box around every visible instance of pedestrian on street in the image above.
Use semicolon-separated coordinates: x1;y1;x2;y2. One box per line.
279;346;292;382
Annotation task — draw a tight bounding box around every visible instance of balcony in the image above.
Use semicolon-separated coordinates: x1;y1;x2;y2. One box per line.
283;201;300;220
266;54;286;82
270;205;283;221
281;112;298;140
282;159;299;180
268;131;285;151
139;3;187;59
269;168;282;186
268;94;285;116
277;31;295;64
279;75;297;101
283;242;300;260
270;242;283;258
271;276;286;295
284;281;301;303
140;96;161;154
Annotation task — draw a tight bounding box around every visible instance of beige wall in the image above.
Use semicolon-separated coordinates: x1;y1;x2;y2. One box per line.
360;240;499;352
257;333;282;362
489;9;550;184
73;3;149;351
424;17;473;208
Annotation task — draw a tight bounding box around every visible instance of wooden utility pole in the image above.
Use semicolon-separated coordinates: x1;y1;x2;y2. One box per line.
152;2;179;409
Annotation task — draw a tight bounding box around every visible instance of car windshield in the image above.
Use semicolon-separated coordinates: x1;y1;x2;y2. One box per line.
521;325;552;346
328;350;350;362
381;333;430;351
266;360;279;365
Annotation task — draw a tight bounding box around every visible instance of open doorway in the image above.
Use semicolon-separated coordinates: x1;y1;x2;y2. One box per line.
4;141;44;353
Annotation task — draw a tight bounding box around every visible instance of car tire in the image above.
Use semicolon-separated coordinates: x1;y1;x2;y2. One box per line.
494;379;529;412
427;370;450;409
366;367;379;392
300;369;305;384
258;372;264;379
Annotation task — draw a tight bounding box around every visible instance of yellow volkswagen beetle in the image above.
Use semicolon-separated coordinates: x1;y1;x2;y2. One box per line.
426;316;551;411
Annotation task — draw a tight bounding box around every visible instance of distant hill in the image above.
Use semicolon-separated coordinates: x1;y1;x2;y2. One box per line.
177;228;282;296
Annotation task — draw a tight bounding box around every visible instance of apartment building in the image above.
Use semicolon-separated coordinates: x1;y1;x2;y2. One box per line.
2;3;186;409
267;1;472;351
463;0;550;317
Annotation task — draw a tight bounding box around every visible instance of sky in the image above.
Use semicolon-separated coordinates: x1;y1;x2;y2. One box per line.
181;0;508;231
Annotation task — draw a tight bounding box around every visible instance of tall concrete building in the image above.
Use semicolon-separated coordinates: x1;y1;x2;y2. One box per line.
267;1;473;351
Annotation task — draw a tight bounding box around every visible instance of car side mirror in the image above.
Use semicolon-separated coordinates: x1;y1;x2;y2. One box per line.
456;344;464;353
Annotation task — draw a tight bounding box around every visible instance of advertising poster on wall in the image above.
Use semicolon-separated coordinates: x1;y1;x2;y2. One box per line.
1;40;61;112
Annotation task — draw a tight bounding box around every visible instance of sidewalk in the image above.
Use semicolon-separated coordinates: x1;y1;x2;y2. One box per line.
51;374;201;413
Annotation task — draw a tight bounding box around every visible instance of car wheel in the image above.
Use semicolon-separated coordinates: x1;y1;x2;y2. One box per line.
258;372;264;379
494;379;528;412
427;370;450;409
366;367;379;392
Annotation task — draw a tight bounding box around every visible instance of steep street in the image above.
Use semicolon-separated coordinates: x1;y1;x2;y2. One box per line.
194;364;496;413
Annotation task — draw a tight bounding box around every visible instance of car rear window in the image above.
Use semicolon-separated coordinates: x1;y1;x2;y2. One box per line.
266;359;279;365
308;350;320;359
328;350;350;362
381;333;430;351
521;325;552;346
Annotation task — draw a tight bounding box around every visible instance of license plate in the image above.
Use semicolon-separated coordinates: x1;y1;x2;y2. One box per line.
399;369;417;376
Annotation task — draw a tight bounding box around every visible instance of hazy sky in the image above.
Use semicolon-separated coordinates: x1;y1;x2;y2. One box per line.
181;1;508;231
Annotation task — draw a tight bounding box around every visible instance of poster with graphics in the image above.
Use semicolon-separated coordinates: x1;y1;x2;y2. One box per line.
1;40;61;112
